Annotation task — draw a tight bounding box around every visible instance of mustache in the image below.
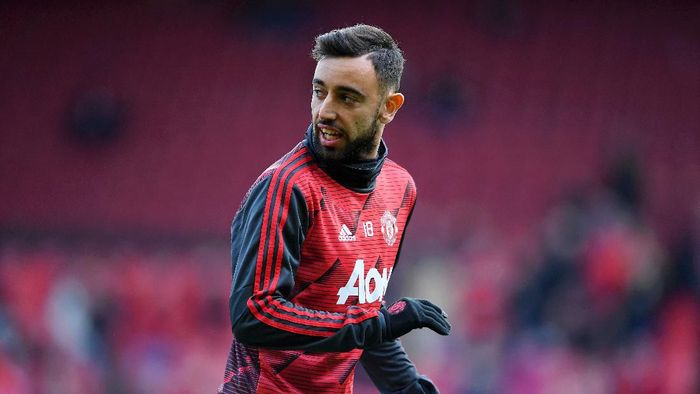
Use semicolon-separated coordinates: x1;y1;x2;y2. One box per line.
315;120;343;132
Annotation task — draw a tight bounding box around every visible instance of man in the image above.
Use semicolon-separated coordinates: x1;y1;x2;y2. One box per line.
219;24;451;394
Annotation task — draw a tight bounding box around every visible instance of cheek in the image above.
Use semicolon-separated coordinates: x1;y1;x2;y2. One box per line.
355;112;375;129
310;98;324;115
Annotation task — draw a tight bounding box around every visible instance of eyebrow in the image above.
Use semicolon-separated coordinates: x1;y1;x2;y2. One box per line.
312;78;366;99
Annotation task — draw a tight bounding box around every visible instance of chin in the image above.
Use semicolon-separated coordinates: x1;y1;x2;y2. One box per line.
319;147;344;161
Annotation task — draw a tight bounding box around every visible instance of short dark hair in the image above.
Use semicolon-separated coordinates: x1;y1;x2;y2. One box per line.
312;24;404;94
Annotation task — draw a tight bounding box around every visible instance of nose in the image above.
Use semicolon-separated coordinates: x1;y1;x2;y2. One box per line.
317;96;337;121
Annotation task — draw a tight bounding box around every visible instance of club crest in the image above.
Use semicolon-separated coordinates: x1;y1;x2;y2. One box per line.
380;211;398;246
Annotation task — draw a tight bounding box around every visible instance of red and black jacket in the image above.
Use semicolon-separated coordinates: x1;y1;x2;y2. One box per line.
220;127;437;394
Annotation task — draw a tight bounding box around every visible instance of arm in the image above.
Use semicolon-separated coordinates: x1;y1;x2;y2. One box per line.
229;174;387;352
361;339;439;394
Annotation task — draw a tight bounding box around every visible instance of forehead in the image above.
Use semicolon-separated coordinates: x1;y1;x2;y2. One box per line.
313;55;379;95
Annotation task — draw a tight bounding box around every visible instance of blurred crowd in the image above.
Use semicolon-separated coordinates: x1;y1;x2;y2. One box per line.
395;161;700;394
0;242;230;393
1;162;699;394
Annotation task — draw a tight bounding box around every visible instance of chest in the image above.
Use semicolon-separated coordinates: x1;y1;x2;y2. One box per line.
293;177;413;310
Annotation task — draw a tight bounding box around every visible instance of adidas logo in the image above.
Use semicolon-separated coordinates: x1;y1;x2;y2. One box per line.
338;224;357;242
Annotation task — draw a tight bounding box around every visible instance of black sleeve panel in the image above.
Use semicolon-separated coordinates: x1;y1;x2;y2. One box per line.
229;174;387;352
360;339;438;394
393;200;416;271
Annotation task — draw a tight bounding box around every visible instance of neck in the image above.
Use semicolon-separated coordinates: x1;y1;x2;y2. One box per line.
304;125;388;192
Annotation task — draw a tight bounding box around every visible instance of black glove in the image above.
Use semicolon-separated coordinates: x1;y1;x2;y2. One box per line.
381;297;451;339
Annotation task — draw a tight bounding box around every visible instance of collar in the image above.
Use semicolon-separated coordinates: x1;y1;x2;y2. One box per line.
304;125;387;193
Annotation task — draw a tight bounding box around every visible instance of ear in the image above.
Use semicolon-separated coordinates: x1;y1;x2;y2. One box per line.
379;93;405;124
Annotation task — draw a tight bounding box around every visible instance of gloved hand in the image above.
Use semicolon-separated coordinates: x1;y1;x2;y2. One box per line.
381;297;451;339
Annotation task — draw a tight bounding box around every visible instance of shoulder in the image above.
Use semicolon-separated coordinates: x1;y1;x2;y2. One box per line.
237;142;315;209
381;159;416;191
256;142;314;183
248;142;323;196
383;159;413;176
375;159;417;211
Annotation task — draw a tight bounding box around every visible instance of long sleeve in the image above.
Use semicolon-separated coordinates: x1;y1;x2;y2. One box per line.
228;166;387;352
360;339;438;394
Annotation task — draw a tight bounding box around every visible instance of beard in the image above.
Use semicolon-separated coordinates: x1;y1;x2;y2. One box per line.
312;110;381;162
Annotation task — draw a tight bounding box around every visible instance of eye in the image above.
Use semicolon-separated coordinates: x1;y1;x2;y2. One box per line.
342;95;357;104
312;88;325;98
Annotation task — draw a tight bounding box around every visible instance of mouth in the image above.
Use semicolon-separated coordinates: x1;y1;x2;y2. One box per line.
317;124;343;143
